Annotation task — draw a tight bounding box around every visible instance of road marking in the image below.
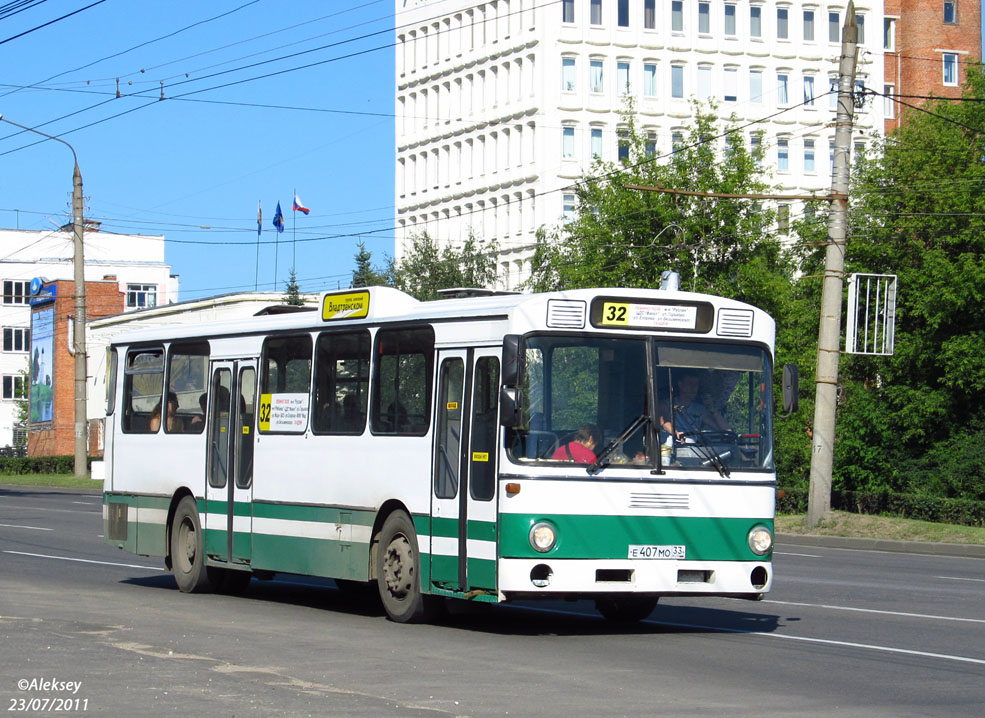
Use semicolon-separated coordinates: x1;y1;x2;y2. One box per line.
0;504;98;514
3;550;164;571
72;501;100;506
937;575;985;583
0;523;53;531
762;599;985;624
773;551;822;558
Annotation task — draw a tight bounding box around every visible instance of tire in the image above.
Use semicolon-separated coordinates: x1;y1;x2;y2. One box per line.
376;511;437;623
209;567;252;595
595;595;659;623
170;496;213;593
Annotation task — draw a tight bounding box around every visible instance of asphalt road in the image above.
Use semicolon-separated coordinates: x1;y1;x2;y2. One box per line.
1;486;983;717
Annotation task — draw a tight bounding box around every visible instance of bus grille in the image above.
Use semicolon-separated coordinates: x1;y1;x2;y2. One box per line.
546;299;586;328
629;492;689;510
717;308;754;337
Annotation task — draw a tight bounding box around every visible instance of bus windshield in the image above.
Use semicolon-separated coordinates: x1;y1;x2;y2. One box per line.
506;336;774;473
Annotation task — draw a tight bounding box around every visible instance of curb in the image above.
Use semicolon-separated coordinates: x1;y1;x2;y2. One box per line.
777;532;985;559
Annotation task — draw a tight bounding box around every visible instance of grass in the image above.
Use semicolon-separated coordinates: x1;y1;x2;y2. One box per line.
776;510;985;545
0;474;101;490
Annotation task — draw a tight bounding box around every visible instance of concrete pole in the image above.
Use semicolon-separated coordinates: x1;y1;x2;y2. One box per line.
807;3;858;527
72;164;88;478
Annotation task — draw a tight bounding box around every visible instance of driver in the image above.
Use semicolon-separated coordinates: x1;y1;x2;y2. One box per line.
661;371;731;440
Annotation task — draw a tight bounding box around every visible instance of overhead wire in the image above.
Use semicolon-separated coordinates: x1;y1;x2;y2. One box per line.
0;0;107;46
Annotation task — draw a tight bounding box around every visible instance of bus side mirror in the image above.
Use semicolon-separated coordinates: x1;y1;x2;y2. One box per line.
502;334;522;387
500;386;522;427
781;364;799;416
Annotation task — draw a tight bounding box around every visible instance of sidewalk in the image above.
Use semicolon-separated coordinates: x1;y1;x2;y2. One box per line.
778;532;985;559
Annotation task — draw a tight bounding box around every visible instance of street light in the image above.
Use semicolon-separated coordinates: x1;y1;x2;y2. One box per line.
0;114;88;478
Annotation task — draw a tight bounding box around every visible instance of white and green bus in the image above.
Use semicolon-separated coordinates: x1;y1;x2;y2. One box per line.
103;285;796;623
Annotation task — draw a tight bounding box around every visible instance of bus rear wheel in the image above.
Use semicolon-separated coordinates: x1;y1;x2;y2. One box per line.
170;496;212;593
376;511;435;623
595;595;659;623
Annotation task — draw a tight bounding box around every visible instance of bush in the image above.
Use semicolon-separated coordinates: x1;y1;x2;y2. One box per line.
777;487;985;527
0;455;93;475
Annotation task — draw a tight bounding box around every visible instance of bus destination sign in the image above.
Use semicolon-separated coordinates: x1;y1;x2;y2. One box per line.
322;290;370;321
590;297;714;333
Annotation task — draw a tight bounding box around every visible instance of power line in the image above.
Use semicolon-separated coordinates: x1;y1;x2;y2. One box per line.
0;0;107;46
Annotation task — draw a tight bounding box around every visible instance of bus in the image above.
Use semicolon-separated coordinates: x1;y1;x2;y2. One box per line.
103;284;796;623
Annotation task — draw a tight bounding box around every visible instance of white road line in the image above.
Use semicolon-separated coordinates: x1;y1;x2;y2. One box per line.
0;523;53;531
72;501;100;506
0;504;98;514
937;575;985;583
762;599;985;624
3;550;164;571
774;551;822;558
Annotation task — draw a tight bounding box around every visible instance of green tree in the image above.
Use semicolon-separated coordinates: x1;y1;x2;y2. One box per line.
282;268;304;306
351;240;390;288
833;66;985;499
390;231;499;301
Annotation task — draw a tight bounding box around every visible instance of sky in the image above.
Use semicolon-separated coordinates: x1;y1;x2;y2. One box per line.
0;0;397;301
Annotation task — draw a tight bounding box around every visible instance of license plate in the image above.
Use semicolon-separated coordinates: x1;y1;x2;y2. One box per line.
628;544;686;560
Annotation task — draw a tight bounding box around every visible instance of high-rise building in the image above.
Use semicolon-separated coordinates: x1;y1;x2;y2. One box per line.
394;1;971;288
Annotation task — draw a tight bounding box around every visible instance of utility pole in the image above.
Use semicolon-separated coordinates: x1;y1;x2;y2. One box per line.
0;115;88;477
807;3;858;527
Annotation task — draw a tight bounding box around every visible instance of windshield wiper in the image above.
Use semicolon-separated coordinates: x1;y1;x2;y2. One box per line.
587;415;649;475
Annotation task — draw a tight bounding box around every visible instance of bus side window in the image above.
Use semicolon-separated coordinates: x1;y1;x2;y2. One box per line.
166;342;209;434
260;334;313;433
312;330;370;435
371;326;435;436
122;348;164;433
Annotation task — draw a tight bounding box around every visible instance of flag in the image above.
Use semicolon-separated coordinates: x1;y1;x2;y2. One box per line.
257;201;262;238
293;193;310;215
272;201;285;233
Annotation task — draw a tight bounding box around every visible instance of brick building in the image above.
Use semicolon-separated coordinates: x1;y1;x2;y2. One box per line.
27;279;124;457
884;0;982;132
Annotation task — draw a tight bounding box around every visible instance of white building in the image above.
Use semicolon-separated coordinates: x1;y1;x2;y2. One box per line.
0;227;178;448
395;0;884;287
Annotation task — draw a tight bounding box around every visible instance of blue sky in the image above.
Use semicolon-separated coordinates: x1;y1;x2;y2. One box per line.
0;0;396;301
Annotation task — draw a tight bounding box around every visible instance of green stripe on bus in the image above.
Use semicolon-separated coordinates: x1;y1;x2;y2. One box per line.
499;514;773;561
251;532;372;579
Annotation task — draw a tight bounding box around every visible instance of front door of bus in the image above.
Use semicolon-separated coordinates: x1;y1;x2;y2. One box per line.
204;360;257;565
430;348;500;594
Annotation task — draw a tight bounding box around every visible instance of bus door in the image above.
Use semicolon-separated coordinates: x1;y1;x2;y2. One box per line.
431;348;500;594
204;360;257;565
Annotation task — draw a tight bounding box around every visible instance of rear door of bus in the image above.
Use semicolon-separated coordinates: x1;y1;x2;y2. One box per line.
430;348;500;595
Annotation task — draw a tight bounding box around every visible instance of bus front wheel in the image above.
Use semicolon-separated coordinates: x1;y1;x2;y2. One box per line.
595;595;659;623
376;511;434;623
170;496;212;593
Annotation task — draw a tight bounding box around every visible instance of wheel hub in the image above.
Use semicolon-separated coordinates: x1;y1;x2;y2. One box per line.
383;535;414;599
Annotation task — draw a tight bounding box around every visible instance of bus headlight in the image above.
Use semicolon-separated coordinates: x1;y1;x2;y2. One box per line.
529;522;557;553
747;526;773;555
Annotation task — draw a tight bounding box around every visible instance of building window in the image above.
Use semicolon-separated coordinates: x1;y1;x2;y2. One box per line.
562;193;576;221
643;63;657;96
618;129;630;162
829;139;835;173
2;375;27;400
776;7;788;39
562;126;575;158
671;0;684;32
829;76;838;108
724;68;738;102
671;65;684;98
590;59;604;92
672;131;684;151
618;0;629;27
803;10;814;41
750;69;763;103
698;65;711;100
562;57;576;91
856;14;865;44
618;61;630;94
750;6;762;38
829;11;839;42
884;84;896;118
777;138;789;171
944;0;956;24
591;127;603;158
724;4;736;35
591;0;602;25
804;139;816;172
644;0;656;29
884;18;895;50
804;75;815;106
778;205;790;235
127;283;157;309
698;2;710;34
645;131;657;157
777;73;789;105
943;53;958;86
562;0;574;23
750;133;762;168
2;327;29;352
2;280;28;306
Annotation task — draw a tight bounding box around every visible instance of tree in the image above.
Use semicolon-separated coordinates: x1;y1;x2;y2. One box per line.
351;240;390;288
282;268;304;306
832;66;985;499
390;231;499;301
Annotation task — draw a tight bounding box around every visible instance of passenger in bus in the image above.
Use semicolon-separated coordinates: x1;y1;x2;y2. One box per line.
186;393;208;432
551;424;601;463
149;392;183;433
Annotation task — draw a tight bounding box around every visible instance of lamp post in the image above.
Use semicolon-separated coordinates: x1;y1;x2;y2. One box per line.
0;114;88;477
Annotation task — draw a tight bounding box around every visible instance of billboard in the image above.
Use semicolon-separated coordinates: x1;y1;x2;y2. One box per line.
30;307;54;424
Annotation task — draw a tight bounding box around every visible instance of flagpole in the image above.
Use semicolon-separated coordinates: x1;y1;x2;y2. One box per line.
292;186;297;271
255;200;261;292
